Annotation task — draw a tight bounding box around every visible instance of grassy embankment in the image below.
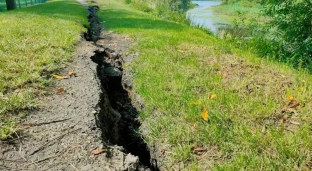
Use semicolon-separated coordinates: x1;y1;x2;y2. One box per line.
212;1;263;18
0;0;87;139
95;0;312;170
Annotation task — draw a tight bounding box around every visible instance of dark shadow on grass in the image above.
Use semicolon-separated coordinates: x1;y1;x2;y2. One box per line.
98;9;187;31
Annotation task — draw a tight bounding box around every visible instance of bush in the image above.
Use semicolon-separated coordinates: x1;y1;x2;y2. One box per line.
125;0;132;4
132;1;152;13
221;0;312;72
264;0;312;70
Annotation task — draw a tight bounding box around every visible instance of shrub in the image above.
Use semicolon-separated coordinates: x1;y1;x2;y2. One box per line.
264;0;312;70
125;0;132;4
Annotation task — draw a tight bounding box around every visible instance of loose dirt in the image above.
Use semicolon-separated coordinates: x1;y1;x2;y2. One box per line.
0;4;157;171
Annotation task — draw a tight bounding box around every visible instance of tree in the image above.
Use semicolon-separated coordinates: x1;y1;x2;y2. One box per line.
265;0;312;68
6;0;16;10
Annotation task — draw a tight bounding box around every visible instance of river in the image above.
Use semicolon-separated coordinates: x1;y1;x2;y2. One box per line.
187;1;229;34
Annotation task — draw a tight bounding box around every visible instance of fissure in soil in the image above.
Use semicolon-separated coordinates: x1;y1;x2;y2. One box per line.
86;6;158;170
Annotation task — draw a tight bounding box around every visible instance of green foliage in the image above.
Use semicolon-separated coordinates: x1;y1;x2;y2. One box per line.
221;0;264;5
124;0;131;4
219;0;312;72
132;1;152;12
121;0;191;23
168;0;190;12
124;0;191;16
264;0;312;70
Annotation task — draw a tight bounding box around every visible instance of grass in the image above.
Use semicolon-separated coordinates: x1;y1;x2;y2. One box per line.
211;1;267;23
0;0;87;139
212;1;262;16
94;0;312;170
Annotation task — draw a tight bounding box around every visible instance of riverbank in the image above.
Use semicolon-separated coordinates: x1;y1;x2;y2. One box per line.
94;0;312;170
212;1;263;18
187;1;267;35
187;1;229;34
0;0;311;170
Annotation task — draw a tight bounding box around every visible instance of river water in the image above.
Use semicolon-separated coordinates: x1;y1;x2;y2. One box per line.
187;1;229;34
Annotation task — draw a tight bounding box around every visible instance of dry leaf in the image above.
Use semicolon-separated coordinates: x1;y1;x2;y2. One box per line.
177;49;184;53
201;109;209;122
56;88;65;95
288;100;300;109
209;94;216;99
68;71;76;77
22;123;36;127
221;73;227;78
288;94;294;101
159;149;167;157
289;121;300;125
52;74;68;79
193;146;207;155
282;115;287;123
91;149;106;155
194;146;207;152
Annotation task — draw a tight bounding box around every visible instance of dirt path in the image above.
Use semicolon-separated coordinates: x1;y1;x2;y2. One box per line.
0;2;156;171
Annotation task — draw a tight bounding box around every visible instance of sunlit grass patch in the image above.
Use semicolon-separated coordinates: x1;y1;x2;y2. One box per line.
0;0;87;140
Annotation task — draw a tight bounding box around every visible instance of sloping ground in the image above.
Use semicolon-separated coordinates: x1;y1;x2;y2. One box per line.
0;0;88;139
94;0;312;170
1;37;146;170
0;0;311;170
1;1;153;170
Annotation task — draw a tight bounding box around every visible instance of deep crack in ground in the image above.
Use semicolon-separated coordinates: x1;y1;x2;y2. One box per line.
86;6;159;170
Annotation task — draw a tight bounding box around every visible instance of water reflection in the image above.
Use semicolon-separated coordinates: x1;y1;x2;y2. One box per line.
187;1;230;34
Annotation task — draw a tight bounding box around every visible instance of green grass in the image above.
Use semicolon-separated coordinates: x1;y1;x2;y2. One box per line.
211;1;267;23
95;0;312;170
0;0;87;139
214;1;261;14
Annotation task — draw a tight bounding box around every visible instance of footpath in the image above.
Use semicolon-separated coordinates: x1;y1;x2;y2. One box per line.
0;1;153;170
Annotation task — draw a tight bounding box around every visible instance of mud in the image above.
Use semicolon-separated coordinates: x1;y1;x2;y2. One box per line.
0;5;158;171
